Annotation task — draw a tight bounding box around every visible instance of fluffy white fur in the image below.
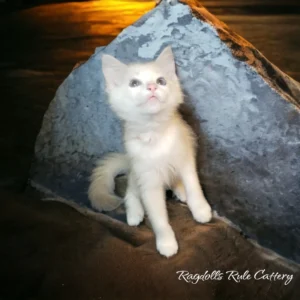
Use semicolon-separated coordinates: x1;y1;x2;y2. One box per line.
88;46;212;257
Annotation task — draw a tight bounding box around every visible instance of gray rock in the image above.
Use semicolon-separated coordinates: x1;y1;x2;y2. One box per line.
31;0;300;262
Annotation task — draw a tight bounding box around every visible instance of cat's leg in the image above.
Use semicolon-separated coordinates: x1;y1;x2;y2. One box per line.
180;161;212;223
141;183;178;257
172;179;187;203
125;172;144;226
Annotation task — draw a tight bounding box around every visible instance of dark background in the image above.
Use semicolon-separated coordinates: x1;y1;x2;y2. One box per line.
0;0;299;192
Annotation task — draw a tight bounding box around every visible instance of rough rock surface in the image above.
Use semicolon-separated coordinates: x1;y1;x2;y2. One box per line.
31;0;300;262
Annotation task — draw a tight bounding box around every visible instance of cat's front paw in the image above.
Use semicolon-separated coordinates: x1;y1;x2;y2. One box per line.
156;234;178;258
126;206;144;226
192;202;212;224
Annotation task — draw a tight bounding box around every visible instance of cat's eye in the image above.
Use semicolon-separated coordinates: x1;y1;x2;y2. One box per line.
129;79;141;87
156;77;167;86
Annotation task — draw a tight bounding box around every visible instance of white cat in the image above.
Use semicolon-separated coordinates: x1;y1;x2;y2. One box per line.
88;46;212;257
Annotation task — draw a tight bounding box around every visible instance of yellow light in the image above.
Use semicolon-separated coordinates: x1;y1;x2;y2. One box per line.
89;0;155;36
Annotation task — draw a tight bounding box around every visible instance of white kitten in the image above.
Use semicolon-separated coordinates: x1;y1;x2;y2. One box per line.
88;46;212;257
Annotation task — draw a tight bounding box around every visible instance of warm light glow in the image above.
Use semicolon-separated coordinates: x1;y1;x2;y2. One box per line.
17;1;156;65
89;0;155;36
27;1;155;37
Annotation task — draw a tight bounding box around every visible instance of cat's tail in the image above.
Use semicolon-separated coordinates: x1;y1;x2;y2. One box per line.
88;153;129;211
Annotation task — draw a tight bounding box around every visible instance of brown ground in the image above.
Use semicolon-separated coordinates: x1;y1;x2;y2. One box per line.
0;188;299;300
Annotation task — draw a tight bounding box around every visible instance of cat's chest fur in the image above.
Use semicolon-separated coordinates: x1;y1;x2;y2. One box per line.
125;124;177;163
125;125;180;185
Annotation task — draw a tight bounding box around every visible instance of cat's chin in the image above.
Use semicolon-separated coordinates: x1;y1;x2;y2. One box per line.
144;105;162;115
146;94;161;103
143;98;165;114
148;95;158;101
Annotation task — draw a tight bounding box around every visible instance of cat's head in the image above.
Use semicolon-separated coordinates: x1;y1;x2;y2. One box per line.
101;46;183;122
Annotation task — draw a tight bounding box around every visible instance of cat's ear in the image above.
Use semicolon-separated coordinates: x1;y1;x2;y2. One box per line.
155;46;176;77
102;54;127;89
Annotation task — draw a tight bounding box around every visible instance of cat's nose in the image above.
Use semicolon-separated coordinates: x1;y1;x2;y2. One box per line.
147;83;157;92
